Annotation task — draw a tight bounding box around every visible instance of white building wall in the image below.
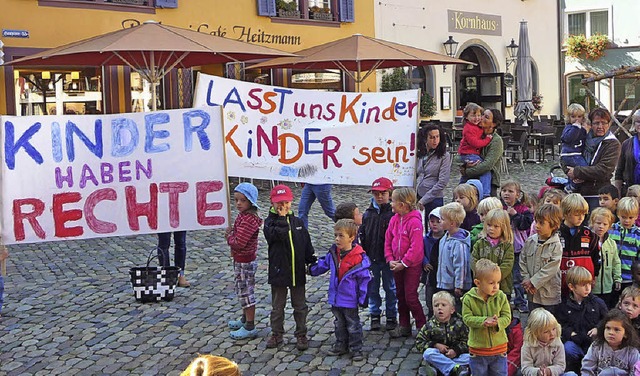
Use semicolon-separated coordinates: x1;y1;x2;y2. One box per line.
374;0;561;122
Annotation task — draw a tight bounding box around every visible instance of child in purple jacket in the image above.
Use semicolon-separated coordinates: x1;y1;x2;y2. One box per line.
310;219;372;361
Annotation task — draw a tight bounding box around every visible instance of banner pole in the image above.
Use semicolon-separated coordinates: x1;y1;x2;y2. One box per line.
220;107;232;224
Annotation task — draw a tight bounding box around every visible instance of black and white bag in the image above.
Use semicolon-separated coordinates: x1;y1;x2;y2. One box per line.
129;248;180;303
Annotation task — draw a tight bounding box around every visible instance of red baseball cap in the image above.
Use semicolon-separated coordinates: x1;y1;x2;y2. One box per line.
270;184;293;203
369;177;394;192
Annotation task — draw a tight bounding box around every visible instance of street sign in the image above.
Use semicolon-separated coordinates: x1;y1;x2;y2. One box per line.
2;29;29;38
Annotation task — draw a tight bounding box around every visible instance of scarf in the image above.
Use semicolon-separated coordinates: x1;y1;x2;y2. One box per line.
583;131;606;164
633;136;640;184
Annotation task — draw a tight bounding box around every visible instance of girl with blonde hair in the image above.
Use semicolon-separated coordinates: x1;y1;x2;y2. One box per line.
180;355;241;376
521;308;569;376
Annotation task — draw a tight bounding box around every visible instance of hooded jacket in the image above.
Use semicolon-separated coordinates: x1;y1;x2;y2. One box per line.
264;208;316;287
594;234;622;294
436;229;472;291
572;131;621;196
459;120;492;155
471;235;515;295
581;341;640;376
556;293;608;348
359;198;394;263
415;312;469;356
227;211;262;263
384;209;424;268
462;287;511;355
608;222;640;283
520;233;563;305
521;337;566;376
310;243;372;308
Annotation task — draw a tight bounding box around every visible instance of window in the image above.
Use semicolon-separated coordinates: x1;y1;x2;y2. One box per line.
566;9;609;37
614;78;640;112
567;74;596;112
38;0;177;11
258;0;353;22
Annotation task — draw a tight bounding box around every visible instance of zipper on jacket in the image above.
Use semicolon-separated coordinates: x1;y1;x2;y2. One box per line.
287;216;296;287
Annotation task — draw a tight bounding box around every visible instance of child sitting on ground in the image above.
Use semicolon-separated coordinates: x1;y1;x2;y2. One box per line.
589;207;621;308
458;102;492;198
225;183;263;340
436;202;472;312
462;259;512;376
556;266;608;373
609;197;640;303
423;207;445;318
471;208;514;298
560;103;588;193
521;308;568;376
415;291;470;376
520;204;564;314
470;197;503;245
310;219;371;361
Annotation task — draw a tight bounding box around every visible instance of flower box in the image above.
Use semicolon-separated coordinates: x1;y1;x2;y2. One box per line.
278;10;301;19
310;11;333;21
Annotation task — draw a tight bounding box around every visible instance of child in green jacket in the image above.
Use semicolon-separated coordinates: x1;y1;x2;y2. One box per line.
462;259;512;376
470;197;503;246
590;207;622;308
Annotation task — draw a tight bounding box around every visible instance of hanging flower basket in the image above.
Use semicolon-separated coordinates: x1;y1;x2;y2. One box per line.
565;34;610;60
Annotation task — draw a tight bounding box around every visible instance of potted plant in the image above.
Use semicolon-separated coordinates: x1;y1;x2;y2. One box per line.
276;0;300;18
309;5;333;21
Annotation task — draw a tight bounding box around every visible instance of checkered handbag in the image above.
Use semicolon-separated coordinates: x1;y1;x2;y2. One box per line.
129;248;180;303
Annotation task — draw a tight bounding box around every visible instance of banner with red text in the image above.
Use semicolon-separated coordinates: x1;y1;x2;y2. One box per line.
0;107;229;244
193;74;419;186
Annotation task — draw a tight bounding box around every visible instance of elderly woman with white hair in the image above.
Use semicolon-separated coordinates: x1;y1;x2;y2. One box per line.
615;109;640;196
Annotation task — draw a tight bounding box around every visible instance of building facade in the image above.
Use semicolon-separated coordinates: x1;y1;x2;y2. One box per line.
0;0;373;116
374;0;562;121
563;0;640;116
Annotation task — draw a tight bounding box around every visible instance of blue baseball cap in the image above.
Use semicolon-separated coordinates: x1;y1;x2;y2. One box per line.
234;182;260;209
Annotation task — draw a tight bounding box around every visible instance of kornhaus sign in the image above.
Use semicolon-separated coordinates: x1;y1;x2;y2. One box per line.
448;10;502;36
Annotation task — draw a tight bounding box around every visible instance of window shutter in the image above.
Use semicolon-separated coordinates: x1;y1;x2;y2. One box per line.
257;0;276;16
339;0;354;22
155;0;177;8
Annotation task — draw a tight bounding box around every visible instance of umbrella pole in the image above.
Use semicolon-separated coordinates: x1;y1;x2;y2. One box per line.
151;51;158;112
356;61;361;92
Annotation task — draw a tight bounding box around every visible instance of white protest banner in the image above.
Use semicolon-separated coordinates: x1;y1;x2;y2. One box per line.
0;107;229;244
193;73;419;186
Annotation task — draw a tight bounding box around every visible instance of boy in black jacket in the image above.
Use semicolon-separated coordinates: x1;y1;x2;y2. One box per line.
264;185;317;350
358;177;397;331
556;266;608;373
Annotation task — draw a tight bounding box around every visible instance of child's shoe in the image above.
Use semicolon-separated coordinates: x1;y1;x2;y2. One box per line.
369;315;381;331
419;363;437;376
388;326;412;338
351;351;364;361
328;344;348;356
385;317;398;331
517;303;530;313
452;364;470;376
228;319;244;330
265;334;283;348
296;335;309;350
230;326;258;339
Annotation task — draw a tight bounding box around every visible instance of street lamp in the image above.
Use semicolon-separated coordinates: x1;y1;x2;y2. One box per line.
442;36;459;72
506;38;519;71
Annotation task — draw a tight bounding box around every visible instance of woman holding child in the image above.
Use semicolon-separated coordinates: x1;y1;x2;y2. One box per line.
462;108;504;197
415;123;451;229
566;108;621;210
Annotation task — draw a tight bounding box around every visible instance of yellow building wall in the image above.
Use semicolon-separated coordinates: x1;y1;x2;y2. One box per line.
0;0;376;114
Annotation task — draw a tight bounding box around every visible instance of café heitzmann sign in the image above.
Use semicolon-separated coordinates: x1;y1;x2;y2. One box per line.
205;25;301;46
447;10;501;36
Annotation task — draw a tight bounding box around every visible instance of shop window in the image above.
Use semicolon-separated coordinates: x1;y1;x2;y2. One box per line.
290;70;342;91
566;9;609;37
567;74;596;111
614;78;640;112
131;71;165;112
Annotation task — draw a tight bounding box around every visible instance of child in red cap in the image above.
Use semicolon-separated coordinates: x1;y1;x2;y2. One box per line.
264;184;317;350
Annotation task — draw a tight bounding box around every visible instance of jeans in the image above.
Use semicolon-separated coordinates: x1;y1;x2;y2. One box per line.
270;285;308;337
157;231;187;276
561;155;588;192
469;354;507;376
297;184;336;228
564;341;586;373
423;348;470;375
394;266;426;329
422;197;444;232
459;154;491;198
425;284;437;318
0;275;4;313
512;253;526;308
368;260;397;318
331;306;363;352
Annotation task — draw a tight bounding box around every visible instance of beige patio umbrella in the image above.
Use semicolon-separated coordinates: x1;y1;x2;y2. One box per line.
250;34;473;91
6;21;297;111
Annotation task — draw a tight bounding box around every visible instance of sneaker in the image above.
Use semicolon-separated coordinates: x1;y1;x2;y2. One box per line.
230;326;258;340
370;315;381;331
177;275;191;288
351;351;364;361
419;363;437;376
228;319;244;330
517;303;530;313
266;334;283;348
296;335;309;350
328;345;348;356
388;326;412;338
385;317;398;331
452;364;471;376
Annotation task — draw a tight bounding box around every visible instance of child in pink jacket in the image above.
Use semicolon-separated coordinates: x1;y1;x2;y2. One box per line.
385;187;425;337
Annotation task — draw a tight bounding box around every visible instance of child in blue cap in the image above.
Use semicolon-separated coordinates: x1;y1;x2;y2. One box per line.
225;182;263;339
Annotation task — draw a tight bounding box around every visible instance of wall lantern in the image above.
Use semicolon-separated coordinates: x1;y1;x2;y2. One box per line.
506;38;519;71
442;36;459;72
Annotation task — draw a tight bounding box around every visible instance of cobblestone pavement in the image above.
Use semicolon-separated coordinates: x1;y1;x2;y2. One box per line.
0;159;558;376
